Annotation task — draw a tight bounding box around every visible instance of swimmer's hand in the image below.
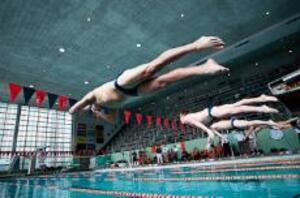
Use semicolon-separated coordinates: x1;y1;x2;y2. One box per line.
192;36;225;50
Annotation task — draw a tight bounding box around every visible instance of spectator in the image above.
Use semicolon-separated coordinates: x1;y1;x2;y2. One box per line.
221;135;231;157
173;145;179;162
138;151;145;165
191;147;201;160
132;151;138;166
162;145;169;163
156;145;163;165
181;150;190;161
38;148;47;172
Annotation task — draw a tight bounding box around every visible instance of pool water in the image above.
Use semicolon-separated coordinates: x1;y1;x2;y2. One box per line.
1;162;300;198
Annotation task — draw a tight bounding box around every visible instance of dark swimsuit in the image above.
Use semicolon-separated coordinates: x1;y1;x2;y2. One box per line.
208;107;243;130
98;72;141;115
95;71;140;115
114;71;140;96
114;80;139;96
207;106;217;125
230;117;244;130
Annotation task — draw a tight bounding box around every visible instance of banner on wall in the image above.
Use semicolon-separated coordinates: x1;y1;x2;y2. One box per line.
124;111;131;124
8;83;22;102
69;98;78;107
35;90;47;106
48;93;58;109
135;113;143;125
23;87;35;104
146;115;153;128
58;95;68;110
164;117;170;128
156;116;162;127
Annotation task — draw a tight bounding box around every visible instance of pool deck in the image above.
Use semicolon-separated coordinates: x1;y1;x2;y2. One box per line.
95;154;300;173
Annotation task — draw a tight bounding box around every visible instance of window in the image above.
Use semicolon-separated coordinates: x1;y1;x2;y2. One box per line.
16;106;73;167
0;103;17;152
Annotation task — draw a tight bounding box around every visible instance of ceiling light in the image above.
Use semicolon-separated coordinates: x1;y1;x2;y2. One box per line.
288;49;293;53
180;13;184;18
84;81;89;85
136;43;142;48
29;84;34;88
106;65;111;69
265;11;270;16
255;62;259;66
59;47;65;53
87;17;91;22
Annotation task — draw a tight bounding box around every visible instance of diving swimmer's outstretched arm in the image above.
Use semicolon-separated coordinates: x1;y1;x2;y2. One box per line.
69;92;95;114
92;109;117;124
187;120;216;139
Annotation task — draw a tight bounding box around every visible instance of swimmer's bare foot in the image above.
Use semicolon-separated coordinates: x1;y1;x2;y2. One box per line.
202;59;230;75
261;105;279;114
192;36;225;50
259;94;278;102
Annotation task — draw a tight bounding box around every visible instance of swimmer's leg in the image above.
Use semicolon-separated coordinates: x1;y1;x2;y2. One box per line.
211;119;278;130
210;104;278;119
116;36;225;88
231;94;278;107
139;59;229;93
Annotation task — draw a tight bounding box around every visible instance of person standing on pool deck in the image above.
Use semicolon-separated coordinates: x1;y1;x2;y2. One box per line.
69;36;228;122
179;94;279;149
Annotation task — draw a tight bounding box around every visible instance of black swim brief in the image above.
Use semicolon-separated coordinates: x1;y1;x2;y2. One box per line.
114;71;139;96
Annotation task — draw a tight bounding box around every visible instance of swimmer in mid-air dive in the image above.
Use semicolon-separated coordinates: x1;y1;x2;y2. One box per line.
209;118;279;149
179;94;279;148
69;36;228;122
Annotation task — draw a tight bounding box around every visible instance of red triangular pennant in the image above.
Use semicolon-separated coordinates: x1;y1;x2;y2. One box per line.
146;115;153;128
8;83;22;102
156;116;162;127
124;111;131;124
171;119;177;131
135;113;143;125
58;96;68;110
179;122;186;134
35;90;47;107
164;117;170;128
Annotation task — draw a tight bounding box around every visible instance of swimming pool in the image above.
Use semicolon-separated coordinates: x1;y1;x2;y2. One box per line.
1;157;300;198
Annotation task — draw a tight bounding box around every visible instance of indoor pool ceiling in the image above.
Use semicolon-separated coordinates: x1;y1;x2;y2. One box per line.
0;0;300;107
